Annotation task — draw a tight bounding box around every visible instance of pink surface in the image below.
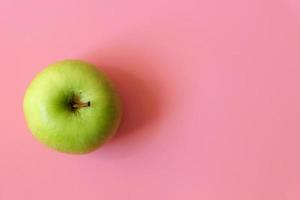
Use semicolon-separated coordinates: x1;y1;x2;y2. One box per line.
1;0;300;199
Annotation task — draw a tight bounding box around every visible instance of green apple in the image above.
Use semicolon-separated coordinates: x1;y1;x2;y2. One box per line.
23;60;122;154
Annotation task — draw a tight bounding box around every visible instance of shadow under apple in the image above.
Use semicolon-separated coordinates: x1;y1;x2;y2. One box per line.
106;68;160;140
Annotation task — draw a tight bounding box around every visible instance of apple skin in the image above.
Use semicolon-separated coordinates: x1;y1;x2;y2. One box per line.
23;60;122;154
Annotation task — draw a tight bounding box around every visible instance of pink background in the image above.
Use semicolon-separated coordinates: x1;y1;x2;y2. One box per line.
1;0;300;199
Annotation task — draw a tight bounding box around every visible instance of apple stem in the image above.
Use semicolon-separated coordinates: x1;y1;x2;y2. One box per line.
72;101;90;109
